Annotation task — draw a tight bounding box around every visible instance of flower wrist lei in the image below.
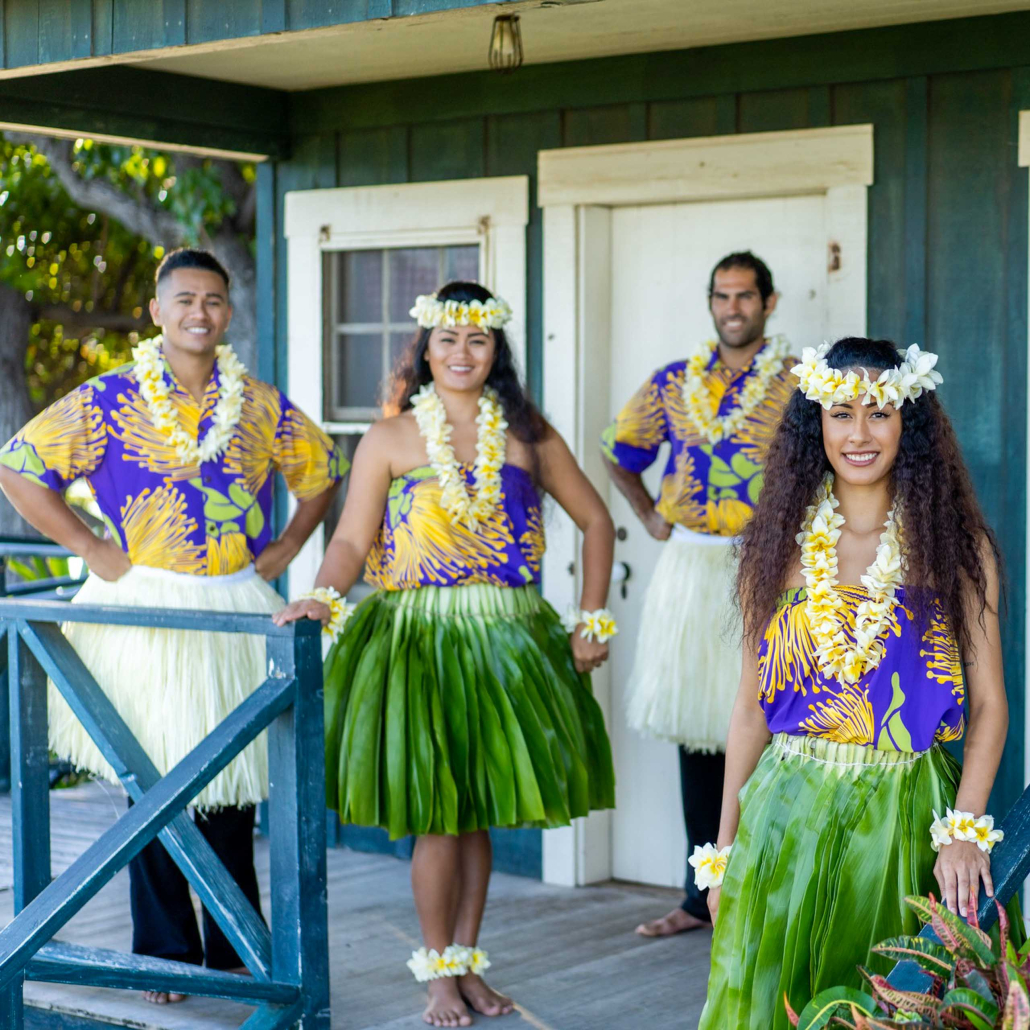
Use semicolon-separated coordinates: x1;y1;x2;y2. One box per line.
689;843;732;890
297;587;354;643
930;808;1004;854
560;605;618;643
407;944;491;982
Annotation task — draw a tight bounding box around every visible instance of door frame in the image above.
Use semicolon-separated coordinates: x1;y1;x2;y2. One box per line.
282;175;530;594
537;124;874;887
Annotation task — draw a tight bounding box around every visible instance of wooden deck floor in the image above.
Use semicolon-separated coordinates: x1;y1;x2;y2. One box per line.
1;783;711;1029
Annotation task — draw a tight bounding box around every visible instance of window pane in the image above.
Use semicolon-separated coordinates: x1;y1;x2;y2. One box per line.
444;245;480;284
337;250;381;324
335;333;382;409
390;331;414;374
388;248;440;322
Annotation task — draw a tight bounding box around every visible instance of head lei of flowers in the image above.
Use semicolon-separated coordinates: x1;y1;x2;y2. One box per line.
410;291;513;331
791;341;943;410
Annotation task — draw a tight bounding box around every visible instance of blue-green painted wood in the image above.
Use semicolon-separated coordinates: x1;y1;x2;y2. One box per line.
239;999;305;1030
20;620;275;980
4;0;39;69
738;87;812;133
163;0;187;47
25;1007;126;1029
262;0;288;34
111;0;162;54
257;161;278;385
411;116;485;181
91;0;114;56
648;96;735;141
902;77;928;348
563;103;646;147
336;125;408;187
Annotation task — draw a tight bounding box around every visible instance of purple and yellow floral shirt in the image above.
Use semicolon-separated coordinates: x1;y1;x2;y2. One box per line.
366;463;545;591
0;360;348;576
601;343;796;536
759;587;965;752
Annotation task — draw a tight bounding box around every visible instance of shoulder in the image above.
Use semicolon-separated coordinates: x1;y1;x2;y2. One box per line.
84;363;136;400
655;359;687;383
357;412;416;457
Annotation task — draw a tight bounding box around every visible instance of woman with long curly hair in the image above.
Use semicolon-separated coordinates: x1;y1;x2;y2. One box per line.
696;337;1017;1026
274;281;616;1027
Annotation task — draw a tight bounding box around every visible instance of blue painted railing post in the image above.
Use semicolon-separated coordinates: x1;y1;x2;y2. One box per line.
0;629;10;793
267;623;330;1029
4;626;51;1028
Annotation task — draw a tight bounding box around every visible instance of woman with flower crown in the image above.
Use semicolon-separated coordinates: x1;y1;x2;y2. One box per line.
274;280;616;1028
695;337;1018;1027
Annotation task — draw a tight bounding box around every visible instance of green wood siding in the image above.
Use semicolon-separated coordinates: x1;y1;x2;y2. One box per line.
267;14;1030;825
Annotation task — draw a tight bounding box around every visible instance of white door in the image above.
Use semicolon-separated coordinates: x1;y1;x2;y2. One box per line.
608;193;831;887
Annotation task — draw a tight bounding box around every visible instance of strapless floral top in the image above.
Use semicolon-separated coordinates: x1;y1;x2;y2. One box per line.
365;463;545;591
758;586;965;752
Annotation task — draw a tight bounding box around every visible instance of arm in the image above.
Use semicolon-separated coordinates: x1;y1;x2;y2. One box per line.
708;636;770;923
272;426;393;626
255;481;341;582
935;547;1008;917
602;457;671;541
0;468;128;581
538;427;616;673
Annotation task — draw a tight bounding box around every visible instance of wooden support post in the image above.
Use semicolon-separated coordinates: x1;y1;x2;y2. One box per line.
266;623;330;1029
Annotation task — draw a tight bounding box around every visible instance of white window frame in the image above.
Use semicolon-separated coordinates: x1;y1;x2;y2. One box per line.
538;124;873;887
283;176;530;594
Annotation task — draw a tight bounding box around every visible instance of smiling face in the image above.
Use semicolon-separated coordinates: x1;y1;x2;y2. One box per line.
149;267;232;360
821;370;902;486
708;266;777;349
425;323;496;394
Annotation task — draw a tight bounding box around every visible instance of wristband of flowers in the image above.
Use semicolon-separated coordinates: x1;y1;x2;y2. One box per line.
560;605;618;643
297;587;354;643
689;843;733;890
406;944;491;982
929;808;1004;853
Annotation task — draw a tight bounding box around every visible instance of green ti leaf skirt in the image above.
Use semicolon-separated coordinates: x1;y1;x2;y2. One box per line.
699;732;1021;1028
323;583;616;839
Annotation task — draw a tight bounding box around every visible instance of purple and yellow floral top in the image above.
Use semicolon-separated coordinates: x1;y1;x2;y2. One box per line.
366;463;545;591
0;361;347;576
600;345;795;536
759;587;965;752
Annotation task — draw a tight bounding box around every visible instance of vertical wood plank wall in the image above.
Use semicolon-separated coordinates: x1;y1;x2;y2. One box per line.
261;44;1030;871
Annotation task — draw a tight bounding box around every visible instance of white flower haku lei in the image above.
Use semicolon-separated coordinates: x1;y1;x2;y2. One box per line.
689;843;732;890
798;474;904;688
683;335;792;445
406;944;490;982
297;586;354;643
792;342;942;410
410;293;513;330
132;334;246;466
929;808;1004;854
561;605;618;643
412;383;507;530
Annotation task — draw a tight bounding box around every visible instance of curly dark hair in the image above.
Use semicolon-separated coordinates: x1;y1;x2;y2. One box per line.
737;336;999;656
384;280;548;452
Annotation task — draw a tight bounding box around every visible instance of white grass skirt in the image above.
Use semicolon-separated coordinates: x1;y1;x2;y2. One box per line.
624;530;740;751
49;564;285;810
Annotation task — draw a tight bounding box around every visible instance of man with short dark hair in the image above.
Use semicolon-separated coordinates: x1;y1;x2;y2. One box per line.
0;247;346;1001
602;250;796;937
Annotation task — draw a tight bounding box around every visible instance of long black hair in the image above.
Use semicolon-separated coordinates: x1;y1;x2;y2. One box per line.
737;336;999;655
385;281;548;452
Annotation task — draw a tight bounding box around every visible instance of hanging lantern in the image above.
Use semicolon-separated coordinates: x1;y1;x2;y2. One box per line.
488;15;524;74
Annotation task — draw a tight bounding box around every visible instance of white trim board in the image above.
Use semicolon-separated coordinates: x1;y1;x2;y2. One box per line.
537;125;871;888
283;175;530;595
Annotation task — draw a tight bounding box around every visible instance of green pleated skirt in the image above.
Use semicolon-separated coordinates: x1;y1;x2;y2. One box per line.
700;732;991;1029
323;584;616;839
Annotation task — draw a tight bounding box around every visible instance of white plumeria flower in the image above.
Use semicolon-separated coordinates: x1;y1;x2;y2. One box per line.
971;815;1004;853
561;605;582;634
407;948;444;982
688;843;732;891
929;810;953;852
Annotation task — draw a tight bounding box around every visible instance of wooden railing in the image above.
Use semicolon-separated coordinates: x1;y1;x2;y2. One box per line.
0;595;330;1030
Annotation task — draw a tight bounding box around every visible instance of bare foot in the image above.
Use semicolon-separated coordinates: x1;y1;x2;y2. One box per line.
635;907;709;937
142;991;187;1004
423;978;472;1027
459;972;514;1017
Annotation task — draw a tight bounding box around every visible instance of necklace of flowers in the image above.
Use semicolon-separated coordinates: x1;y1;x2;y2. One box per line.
798;473;904;687
132;334;246;466
411;382;507;530
683;335;792;444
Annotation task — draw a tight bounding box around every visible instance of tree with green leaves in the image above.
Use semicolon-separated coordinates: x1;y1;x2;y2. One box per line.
0;133;256;534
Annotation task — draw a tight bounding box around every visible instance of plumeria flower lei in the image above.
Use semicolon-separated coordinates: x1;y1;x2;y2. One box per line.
798;473;904;687
132;334;246;467
689;843;732;890
792;342;942;410
411;383;507;530
683;335;792;445
410;293;513;330
929;808;1004;853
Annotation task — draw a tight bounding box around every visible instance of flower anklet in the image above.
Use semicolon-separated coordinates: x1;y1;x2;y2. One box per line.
407;944;491;982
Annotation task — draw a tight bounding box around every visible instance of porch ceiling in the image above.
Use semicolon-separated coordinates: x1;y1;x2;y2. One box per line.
123;0;1030;91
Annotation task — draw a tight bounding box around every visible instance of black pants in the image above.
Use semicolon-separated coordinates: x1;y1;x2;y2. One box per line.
128;802;263;969
679;748;726;921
